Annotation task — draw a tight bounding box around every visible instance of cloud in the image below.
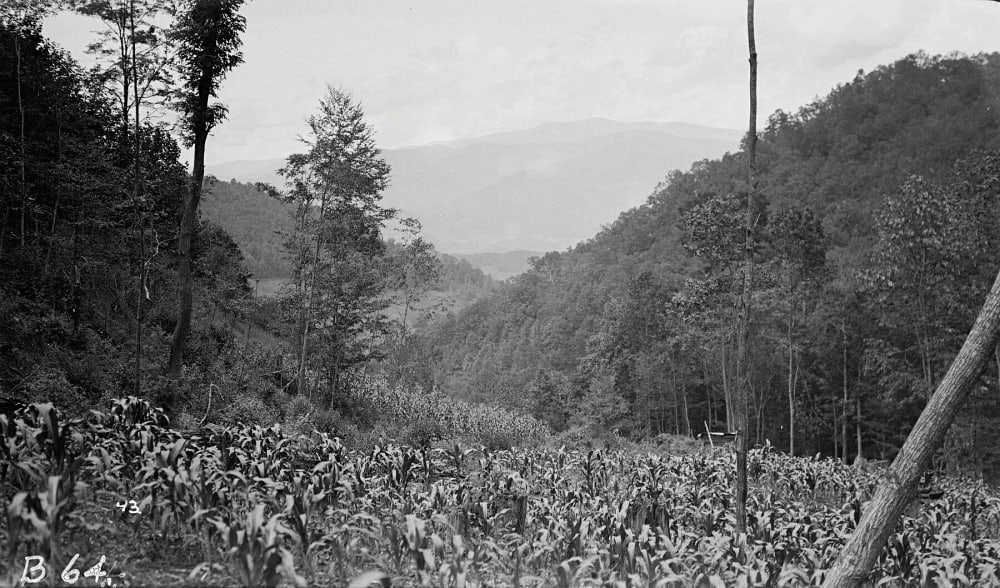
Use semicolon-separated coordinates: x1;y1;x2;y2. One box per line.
43;0;1000;165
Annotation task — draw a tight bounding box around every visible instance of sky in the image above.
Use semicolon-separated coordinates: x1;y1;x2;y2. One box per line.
44;0;1000;167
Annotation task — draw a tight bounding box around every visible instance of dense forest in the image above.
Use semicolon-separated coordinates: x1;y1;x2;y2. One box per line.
402;52;1000;479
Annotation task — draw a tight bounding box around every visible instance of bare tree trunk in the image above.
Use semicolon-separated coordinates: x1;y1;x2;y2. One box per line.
16;35;26;249
71;222;81;333
43;114;62;278
822;269;1000;588
361;262;393;388
168;71;212;379
842;317;849;460
287;195;308;393
130;0;145;394
843;337;849;462
732;0;757;535
682;377;692;437
671;366;680;435
117;8;130;143
721;342;733;430
298;237;320;398
788;303;795;455
0;198;8;257
833;394;839;459
703;358;715;426
855;359;863;462
298;192;329;399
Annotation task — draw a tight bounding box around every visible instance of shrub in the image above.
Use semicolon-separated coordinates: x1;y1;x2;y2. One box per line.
22;366;86;415
285;395;313;420
220;394;281;426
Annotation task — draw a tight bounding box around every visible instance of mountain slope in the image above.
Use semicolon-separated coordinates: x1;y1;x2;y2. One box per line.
408;52;1000;455
206;119;742;253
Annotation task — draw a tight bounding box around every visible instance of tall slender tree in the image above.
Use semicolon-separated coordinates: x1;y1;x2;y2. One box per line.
67;0;177;392
68;0;176;136
733;0;758;535
167;0;246;379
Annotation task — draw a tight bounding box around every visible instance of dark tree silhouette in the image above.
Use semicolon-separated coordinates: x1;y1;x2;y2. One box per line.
167;0;246;379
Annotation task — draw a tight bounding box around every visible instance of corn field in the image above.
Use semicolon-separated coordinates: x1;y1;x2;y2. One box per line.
2;397;1000;587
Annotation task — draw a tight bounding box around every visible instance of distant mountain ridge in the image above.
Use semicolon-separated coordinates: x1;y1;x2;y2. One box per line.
206;118;741;254
427;119;744;147
452;251;543;281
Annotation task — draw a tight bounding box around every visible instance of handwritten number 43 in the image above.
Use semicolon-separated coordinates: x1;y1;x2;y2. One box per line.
115;499;141;514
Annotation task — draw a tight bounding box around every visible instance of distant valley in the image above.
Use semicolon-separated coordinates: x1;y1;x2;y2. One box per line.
198;178;543;281
452;251;542;281
206;118;742;256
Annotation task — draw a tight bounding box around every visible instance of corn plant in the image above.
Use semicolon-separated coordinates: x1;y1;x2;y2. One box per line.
210;503;306;588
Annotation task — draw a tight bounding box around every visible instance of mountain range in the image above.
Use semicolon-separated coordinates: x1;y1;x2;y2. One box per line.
206;118;742;254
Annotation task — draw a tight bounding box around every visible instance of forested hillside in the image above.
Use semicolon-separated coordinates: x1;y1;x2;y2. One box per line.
0;11;248;409
198;178;497;319
407;52;1000;478
200;178;292;278
0;5;499;436
452;250;541;280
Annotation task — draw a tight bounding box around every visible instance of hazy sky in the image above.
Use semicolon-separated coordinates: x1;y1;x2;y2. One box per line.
45;0;1000;166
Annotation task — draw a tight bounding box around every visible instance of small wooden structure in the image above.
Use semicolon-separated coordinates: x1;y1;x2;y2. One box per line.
697;423;737;448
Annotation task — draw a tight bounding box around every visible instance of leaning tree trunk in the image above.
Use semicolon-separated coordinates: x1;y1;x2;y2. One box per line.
733;0;757;535
822;269;1000;587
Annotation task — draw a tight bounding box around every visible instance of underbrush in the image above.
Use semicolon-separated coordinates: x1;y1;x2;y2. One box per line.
1;396;999;587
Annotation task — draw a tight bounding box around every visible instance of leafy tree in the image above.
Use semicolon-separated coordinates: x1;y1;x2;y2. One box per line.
861;154;1000;471
278;87;393;400
167;0;246;379
765;206;828;454
66;0;176;136
866;176;966;394
681;192;754;431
